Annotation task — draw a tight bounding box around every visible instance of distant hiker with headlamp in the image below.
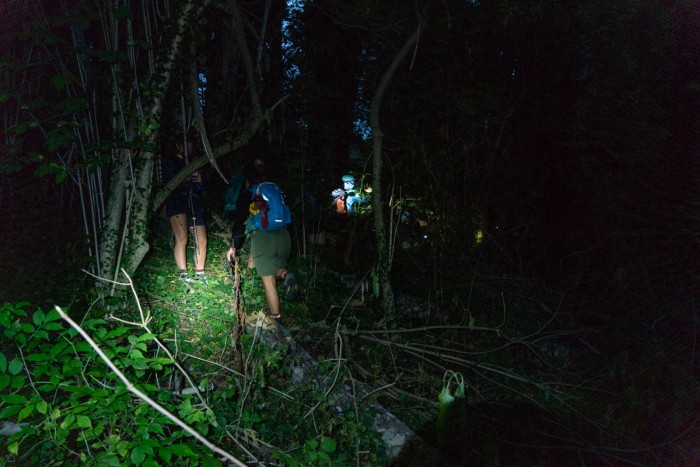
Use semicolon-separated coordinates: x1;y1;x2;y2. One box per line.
162;139;209;284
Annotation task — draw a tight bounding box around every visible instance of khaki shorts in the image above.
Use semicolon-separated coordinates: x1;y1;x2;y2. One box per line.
250;228;291;277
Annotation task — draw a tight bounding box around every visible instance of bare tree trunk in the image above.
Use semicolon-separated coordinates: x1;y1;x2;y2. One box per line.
99;0;207;290
151;0;266;212
98;148;128;284
369;22;425;324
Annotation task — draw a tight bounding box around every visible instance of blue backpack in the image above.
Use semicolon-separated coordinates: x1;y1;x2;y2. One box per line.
249;182;292;231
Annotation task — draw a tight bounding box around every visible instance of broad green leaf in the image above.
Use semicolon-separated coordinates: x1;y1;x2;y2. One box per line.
105;327;129;339
117;441;129;457
81;318;107;329
10;121;38;135
76;415;92;429
158;447;173;463
148;423;164;435
91;389;110;398
25;353;49;362
73;341;92;353
130;445;147;465
0;374;10;391
44;309;61;322
168;444;195;457
17;403;34;422
10;303;29;316
132;359;150;370
137;333;156;342
200;453;223;467
35;400;48;414
0;353;7;372
0;394;29;405
32;309;45;326
61;413;76;429
128;336;147;350
320;437;337;453
7;441;18;456
33;330;49;341
0;405;22;419
1;393;27;404
305;439;319;451
153;357;174;365
10;375;25;389
55;168;68;184
50;341;69;359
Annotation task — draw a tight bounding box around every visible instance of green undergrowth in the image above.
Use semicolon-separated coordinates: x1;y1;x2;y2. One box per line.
0;221;386;465
2;217;698;466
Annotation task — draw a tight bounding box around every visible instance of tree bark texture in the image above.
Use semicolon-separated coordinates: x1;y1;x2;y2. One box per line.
99;0;208;288
369;22;425;324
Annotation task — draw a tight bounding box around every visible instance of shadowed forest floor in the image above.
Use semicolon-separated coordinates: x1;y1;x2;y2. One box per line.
1;207;698;466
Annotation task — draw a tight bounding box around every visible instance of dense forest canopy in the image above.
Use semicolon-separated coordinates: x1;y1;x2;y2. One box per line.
1;0;699;465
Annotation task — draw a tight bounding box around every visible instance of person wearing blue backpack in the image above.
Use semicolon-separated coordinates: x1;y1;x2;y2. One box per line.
226;166;299;321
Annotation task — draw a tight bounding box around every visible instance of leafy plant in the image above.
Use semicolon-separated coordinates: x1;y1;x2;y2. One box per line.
0;302;228;465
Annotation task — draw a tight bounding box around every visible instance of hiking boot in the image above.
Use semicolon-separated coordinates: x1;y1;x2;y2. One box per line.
179;272;195;283
195;272;209;284
283;272;299;300
264;309;285;326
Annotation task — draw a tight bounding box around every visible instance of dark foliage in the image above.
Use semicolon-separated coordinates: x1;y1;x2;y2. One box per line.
1;0;698;465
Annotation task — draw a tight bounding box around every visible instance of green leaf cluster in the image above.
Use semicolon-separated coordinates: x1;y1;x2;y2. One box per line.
0;302;220;466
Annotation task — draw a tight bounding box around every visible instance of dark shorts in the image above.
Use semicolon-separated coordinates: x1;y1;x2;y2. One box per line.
250;228;291;277
165;191;206;227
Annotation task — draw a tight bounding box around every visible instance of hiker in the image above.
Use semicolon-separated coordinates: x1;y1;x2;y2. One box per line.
226;168;256;260
331;174;368;215
227;166;299;320
398;210;429;250
253;157;266;181
162;140;208;283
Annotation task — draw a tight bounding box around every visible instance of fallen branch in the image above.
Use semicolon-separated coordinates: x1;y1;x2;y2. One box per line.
54;305;247;466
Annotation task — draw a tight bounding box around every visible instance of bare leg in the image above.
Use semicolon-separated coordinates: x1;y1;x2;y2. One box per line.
261;274;280;316
169;214;188;271
194;225;207;271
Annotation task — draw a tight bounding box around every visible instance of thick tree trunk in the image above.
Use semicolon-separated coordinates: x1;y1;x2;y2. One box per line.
98;148;128;283
98;0;207;290
369;23;425;324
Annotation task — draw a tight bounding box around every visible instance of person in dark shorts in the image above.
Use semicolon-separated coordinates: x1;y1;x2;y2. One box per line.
162;140;208;283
